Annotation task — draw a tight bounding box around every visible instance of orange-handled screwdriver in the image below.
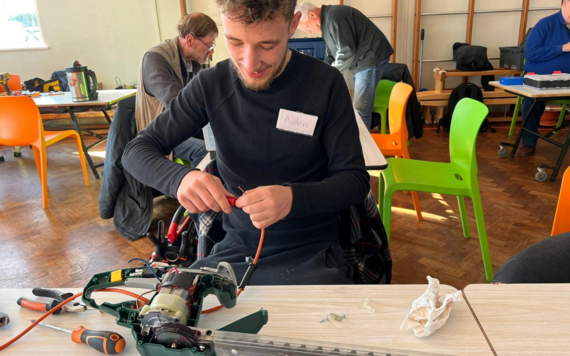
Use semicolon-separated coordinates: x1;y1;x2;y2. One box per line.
31;319;125;354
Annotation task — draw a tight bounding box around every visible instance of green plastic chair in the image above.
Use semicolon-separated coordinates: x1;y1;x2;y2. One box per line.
509;96;569;137
373;80;397;134
379;98;494;281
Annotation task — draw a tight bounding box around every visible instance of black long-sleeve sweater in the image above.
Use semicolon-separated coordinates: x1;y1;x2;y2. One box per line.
123;50;369;255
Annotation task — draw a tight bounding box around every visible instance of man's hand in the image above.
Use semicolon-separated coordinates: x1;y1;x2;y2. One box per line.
176;170;234;214
236;186;293;229
563;42;570;52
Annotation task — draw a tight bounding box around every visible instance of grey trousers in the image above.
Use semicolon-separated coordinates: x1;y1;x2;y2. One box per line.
493;232;570;284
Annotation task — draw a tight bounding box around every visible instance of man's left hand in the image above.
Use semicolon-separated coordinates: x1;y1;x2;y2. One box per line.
235;186;293;229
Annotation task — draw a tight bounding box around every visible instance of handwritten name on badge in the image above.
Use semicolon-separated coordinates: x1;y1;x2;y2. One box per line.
276;109;318;136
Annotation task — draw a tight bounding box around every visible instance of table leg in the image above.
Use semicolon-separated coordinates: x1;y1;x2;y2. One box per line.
500;98;536;158
14;146;21;157
68;107;100;179
548;128;570;182
101;108;112;125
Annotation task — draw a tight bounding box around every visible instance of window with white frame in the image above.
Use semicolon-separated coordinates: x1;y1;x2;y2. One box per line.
0;0;46;50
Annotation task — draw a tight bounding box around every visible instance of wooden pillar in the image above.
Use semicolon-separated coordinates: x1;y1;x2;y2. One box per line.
462;0;476;83
465;0;476;44
391;0;398;63
180;0;187;18
412;0;422;87
519;0;530;44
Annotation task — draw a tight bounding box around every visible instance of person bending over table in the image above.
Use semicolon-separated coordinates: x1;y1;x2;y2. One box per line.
295;2;394;131
518;0;570;157
123;0;370;284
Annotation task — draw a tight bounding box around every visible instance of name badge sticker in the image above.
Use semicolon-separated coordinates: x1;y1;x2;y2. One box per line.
276;109;318;136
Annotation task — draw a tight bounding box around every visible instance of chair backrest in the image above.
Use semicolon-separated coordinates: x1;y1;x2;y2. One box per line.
373;80;397;113
387;82;413;141
448;98;489;178
552;167;570;236
0;74;22;93
0;96;43;147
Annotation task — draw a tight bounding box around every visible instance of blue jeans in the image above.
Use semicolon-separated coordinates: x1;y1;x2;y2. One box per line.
353;59;390;130
173;137;208;169
521;98;546;147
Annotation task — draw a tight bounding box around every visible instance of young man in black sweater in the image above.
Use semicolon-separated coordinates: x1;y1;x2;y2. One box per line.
123;0;370;285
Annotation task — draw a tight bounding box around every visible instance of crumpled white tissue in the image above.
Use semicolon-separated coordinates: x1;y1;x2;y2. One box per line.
400;276;462;337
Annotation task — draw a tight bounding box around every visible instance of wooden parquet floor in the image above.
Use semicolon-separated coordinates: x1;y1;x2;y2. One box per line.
1;124;568;290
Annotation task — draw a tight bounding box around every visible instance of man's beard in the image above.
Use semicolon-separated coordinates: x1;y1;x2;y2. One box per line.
230;50;289;92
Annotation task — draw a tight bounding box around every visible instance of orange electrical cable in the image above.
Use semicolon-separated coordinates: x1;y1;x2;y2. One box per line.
1;231;266;351
201;227;265;314
0;288;151;351
100;288;150;304
0;292;83;351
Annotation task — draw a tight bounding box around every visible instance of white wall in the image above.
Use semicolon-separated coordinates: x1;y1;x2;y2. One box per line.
411;0;561;90
0;0;563;91
0;0;161;89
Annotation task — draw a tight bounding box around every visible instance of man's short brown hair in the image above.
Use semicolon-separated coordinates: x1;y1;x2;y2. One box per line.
178;12;219;39
215;0;297;25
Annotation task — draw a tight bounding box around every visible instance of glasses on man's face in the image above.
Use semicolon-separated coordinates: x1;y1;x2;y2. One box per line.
193;35;216;52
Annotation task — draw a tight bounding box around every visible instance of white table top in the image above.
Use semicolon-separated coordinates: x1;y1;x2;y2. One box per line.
32;89;136;108
197;109;387;171
354;108;388;170
490;81;570;99
0;285;492;355
464;283;570;356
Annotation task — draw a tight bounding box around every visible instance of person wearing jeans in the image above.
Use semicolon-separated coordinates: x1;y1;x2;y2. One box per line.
353;59;390;129
296;2;394;130
518;0;570;157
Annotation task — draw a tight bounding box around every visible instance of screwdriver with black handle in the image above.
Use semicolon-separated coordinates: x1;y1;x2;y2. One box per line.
31;320;126;354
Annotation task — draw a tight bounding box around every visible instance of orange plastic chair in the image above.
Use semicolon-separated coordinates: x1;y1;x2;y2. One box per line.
0;96;89;209
371;82;423;221
552;167;570;236
0;74;22;93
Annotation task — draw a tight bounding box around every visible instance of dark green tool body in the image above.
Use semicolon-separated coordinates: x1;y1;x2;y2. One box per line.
82;264;267;356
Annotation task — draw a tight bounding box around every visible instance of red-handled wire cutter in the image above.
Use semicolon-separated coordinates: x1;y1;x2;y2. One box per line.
17;287;87;314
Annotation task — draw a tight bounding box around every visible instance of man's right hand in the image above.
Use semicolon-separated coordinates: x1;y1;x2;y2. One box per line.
563;42;570;52
176;170;235;214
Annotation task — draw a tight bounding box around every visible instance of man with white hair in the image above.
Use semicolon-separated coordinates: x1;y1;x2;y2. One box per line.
296;2;394;130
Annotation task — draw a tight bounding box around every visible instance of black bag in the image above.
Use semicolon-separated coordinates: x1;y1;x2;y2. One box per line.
51;71;69;91
23;77;61;92
437;82;494;133
453;43;495;91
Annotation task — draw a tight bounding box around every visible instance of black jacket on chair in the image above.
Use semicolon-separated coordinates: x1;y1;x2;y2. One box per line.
99;95;154;240
381;63;424;139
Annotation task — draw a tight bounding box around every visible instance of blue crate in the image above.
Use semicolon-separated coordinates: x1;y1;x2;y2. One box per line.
499;77;524;86
288;38;327;60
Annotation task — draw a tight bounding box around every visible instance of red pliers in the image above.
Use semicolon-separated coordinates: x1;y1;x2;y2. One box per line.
17;288;87;314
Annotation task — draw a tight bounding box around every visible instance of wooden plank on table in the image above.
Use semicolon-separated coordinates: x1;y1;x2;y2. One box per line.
418;90;517;101
420;97;518;108
41;110;114;120
419;100;449;107
483;98;519;105
442;69;522;77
